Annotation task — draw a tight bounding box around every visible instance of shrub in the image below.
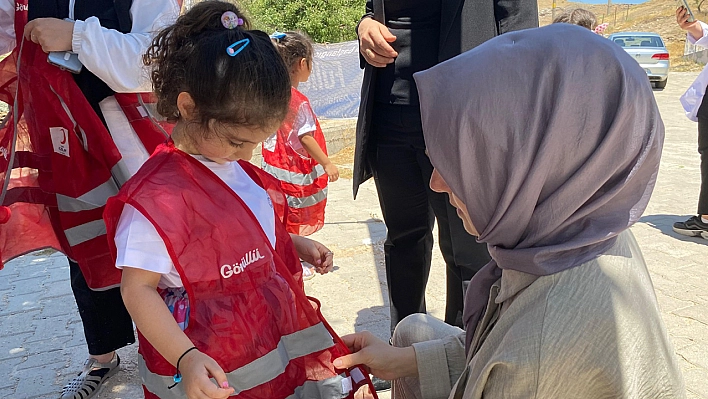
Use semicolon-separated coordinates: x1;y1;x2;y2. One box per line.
239;0;363;43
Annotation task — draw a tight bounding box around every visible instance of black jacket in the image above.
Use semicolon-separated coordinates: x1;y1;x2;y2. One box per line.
352;0;539;197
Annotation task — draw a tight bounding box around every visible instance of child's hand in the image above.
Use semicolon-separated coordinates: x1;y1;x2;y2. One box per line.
290;234;334;274
180;349;235;399
324;163;339;182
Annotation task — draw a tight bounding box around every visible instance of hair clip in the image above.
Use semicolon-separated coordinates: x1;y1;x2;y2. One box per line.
270;31;287;41
221;11;243;29
226;38;250;56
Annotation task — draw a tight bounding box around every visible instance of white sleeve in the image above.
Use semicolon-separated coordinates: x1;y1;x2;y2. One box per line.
114;203;174;275
689;21;708;48
0;0;16;56
72;0;180;93
294;101;317;137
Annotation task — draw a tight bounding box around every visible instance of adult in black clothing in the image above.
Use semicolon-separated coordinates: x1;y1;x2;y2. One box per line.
353;0;539;333
674;6;708;238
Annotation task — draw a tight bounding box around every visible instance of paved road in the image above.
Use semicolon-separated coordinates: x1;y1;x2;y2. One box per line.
1;72;707;398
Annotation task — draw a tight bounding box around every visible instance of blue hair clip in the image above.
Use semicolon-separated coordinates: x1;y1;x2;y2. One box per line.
270;31;287;40
226;38;250;57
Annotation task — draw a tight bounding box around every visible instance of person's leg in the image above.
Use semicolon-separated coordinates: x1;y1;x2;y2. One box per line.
390;314;465;399
369;105;436;334
698;116;708;217
674;116;708;237
417;148;491;327
62;260;135;399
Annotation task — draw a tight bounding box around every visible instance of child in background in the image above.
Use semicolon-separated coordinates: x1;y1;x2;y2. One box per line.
552;8;597;31
103;2;373;398
263;32;338;232
263;31;338;280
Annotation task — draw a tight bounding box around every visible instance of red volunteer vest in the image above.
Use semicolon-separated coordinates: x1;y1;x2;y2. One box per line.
104;142;376;399
262;88;328;236
0;0;170;289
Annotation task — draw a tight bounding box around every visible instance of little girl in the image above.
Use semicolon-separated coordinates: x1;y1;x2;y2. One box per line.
262;31;338;240
102;2;373;398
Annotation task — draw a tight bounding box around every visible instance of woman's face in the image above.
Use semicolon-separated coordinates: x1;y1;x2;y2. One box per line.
430;169;478;236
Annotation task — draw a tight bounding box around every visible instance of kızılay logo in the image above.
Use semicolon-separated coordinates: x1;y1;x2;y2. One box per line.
50;127;70;157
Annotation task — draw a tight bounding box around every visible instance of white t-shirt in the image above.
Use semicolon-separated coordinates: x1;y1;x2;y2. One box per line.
263;101;317;157
114;156;277;288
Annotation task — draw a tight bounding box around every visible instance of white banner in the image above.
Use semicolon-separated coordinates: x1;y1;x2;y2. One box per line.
299;41;363;119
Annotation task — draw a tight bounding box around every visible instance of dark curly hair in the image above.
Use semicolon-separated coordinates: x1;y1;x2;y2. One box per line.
144;0;291;134
271;31;314;75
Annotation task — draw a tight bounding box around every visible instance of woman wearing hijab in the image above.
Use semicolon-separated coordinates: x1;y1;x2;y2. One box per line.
336;24;686;399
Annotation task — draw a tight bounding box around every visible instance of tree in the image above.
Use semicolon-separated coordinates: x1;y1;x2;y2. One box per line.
240;0;363;43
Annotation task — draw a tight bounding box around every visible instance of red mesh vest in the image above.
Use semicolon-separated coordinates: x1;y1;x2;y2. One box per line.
0;0;170;288
262;87;328;236
104;142;376;398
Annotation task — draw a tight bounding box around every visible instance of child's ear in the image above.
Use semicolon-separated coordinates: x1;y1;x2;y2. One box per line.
299;57;308;71
176;92;197;121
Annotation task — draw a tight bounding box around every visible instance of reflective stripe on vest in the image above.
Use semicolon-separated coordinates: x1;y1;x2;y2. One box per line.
64;220;107;246
56;159;129;212
141;322;342;398
286;187;327;209
56;178;119;212
111;159;131;186
262;163;325;187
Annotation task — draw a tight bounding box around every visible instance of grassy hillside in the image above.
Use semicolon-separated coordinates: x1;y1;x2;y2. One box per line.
538;0;701;71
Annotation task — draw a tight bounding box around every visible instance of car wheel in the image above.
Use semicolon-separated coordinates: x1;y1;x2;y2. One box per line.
655;79;667;89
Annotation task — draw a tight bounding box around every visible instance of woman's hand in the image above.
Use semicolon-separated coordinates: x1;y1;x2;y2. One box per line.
24;18;74;53
180;349;235;399
677;6;703;42
357;17;398;68
333;331;418;381
289;234;334;274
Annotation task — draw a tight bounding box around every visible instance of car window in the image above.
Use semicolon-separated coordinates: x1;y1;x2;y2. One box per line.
612;36;664;48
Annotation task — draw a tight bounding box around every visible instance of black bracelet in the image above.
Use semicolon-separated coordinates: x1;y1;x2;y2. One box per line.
168;346;198;389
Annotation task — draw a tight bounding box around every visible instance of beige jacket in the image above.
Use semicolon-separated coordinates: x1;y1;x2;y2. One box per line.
412;231;685;399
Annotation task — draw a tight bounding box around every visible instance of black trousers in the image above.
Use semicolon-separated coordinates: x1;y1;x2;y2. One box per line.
698;117;708;215
69;259;135;355
369;103;491;333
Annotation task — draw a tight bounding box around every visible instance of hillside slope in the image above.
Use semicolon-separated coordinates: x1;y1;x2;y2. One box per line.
538;0;699;71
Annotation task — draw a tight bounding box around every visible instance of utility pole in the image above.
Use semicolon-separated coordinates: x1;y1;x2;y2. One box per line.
607;0;612;18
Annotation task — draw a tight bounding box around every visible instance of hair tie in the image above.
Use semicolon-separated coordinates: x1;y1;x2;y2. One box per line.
270;31;287;41
221;11;244;29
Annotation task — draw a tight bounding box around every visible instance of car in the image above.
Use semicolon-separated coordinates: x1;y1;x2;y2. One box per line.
608;32;669;89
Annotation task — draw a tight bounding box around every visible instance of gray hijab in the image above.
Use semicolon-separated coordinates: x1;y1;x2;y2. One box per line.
414;24;664;351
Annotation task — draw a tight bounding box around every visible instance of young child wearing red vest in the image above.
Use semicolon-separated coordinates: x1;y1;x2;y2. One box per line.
262;31;338;280
262;31;338;236
102;2;375;399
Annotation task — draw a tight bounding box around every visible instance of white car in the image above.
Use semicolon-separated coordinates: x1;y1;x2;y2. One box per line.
608;32;669;89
